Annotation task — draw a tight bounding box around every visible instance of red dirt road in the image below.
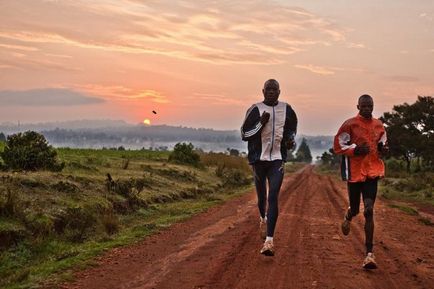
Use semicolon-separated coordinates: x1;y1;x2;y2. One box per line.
64;166;434;289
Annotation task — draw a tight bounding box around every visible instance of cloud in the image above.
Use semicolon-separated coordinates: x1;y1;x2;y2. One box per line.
347;42;365;49
76;84;170;104
0;88;105;106
0;0;349;65
192;92;245;106
384;75;419;82
294;64;335;75
0;43;38;51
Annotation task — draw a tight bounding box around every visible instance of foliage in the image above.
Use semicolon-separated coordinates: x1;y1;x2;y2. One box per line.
0;132;6;142
227;148;239;156
319;148;340;168
380;96;433;171
1;131;64;171
200;152;251;173
295;138;313;163
168;142;200;166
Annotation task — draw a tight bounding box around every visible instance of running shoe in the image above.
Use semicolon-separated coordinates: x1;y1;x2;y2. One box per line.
362;252;378;269
259;218;267;240
260;240;274;256
341;215;351;236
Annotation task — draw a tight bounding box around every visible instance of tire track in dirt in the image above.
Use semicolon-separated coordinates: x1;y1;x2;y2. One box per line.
63;166;433;289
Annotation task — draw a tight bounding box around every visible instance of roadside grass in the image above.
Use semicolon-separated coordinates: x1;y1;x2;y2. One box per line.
0;148;253;289
387;204;434;227
388;204;418;216
284;162;307;173
2;191;249;289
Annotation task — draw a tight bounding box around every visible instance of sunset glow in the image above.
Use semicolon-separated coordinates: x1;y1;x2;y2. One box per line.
1;1;433;134
143;119;151;126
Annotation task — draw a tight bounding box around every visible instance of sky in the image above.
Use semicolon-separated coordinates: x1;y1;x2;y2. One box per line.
0;0;433;135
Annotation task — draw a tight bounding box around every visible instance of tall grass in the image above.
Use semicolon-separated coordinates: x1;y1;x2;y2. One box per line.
380;158;434;205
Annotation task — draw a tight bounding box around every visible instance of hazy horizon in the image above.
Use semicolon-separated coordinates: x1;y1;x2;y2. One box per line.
1;1;433;135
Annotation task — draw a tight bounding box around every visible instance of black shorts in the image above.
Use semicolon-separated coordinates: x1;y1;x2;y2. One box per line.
348;178;378;216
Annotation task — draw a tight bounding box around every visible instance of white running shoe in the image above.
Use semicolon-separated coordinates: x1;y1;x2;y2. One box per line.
362;252;378;269
260;240;274;256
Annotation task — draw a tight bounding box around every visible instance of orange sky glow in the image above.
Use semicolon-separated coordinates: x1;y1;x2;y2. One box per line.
0;0;433;134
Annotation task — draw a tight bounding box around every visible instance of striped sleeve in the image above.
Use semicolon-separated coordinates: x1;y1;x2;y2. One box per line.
284;104;297;140
333;121;356;157
241;105;262;141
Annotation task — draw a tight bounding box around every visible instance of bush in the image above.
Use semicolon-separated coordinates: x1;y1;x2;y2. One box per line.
168;143;200;167
1;131;64;171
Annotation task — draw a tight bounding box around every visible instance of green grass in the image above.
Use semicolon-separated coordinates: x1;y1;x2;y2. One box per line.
1;191;249;289
418;217;434;226
388;204;419;216
0;147;254;289
387;204;434;227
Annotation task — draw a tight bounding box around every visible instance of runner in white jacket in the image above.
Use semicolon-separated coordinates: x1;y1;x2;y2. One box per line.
241;79;297;256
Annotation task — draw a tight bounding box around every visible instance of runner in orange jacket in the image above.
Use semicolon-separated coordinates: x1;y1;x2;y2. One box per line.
333;94;388;269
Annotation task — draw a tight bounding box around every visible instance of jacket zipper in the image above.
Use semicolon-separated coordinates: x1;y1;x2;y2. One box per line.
270;105;275;160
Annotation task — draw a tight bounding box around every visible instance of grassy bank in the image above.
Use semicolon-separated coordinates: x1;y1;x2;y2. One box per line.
0;148;252;289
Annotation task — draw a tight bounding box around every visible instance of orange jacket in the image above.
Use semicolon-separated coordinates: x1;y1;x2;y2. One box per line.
333;114;387;182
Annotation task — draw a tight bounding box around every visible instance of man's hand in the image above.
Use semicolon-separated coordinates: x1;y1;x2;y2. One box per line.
354;143;370;156
260;112;270;125
286;139;295;150
377;142;389;155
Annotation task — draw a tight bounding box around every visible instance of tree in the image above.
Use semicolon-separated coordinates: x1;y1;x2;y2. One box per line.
320;148;340;168
295;138;312;163
169;142;200;166
380;96;433;171
0;132;5;142
1;131;64;171
227;148;240;157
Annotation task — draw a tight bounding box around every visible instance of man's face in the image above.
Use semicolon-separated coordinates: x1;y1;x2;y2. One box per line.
357;97;374;119
262;81;280;105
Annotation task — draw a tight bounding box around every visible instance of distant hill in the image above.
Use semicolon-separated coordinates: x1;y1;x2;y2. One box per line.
0;120;333;156
0;119;131;133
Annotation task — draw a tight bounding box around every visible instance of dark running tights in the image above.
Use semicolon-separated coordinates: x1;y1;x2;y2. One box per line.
252;160;284;237
345;178;378;253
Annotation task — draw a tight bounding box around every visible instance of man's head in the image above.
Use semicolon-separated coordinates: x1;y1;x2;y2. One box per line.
262;79;280;105
357;94;374;119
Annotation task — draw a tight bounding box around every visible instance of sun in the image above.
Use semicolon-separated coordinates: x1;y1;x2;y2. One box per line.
143;118;151;125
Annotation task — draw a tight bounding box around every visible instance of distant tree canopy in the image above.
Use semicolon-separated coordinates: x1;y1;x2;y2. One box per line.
295;138;312;163
0;132;5;142
319;148;340;168
380;96;433;171
0;131;64;171
227;148;240;157
169;142;200;167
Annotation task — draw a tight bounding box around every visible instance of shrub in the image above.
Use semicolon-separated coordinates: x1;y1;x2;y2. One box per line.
1;131;64;171
168;143;200;167
100;212;120;235
0;188;21;217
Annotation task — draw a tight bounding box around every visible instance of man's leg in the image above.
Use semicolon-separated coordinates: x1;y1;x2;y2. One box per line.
362;178;378;253
265;160;284;238
260;160;284;256
362;178;378;269
341;182;362;235
252;161;267;219
253;161;268;239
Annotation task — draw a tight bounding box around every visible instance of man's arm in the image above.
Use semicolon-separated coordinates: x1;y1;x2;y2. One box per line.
241;105;263;141
333;120;371;156
284;104;297;149
377;125;389;155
